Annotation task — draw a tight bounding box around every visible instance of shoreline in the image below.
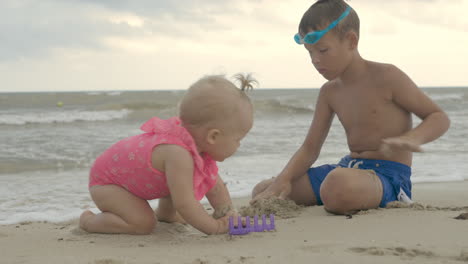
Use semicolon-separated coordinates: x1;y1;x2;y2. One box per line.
1;181;468;264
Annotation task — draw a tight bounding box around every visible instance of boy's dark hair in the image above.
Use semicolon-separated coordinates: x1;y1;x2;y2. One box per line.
298;0;360;39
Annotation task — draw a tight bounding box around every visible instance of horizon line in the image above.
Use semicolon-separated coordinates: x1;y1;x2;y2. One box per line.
1;86;467;94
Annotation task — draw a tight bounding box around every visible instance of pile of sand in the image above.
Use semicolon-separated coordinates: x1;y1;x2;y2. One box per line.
238;197;303;219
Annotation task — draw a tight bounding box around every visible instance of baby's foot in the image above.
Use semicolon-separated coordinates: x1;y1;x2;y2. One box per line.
79;210;95;231
155;209;186;224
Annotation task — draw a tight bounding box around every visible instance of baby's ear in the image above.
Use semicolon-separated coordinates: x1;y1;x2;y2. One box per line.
206;129;220;145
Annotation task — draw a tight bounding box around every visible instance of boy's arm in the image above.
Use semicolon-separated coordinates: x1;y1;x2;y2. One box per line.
164;145;228;234
252;85;335;201
205;175;236;219
382;66;450;153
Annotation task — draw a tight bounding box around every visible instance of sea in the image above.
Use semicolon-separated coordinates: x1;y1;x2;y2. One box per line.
0;87;467;224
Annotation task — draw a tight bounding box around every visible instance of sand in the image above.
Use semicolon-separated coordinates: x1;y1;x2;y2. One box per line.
1;181;468;264
239;197;304;219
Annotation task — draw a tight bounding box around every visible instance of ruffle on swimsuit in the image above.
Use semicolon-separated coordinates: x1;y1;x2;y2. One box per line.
140;117;219;200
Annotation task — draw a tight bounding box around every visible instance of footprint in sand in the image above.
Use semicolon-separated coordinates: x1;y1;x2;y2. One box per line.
349;246;435;258
386;201;468;212
93;259;125;264
192;258;209;264
454;212;468;220
350;246;468;262
458;251;468;261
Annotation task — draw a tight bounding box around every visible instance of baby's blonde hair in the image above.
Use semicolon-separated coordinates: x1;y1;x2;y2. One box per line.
179;75;252;128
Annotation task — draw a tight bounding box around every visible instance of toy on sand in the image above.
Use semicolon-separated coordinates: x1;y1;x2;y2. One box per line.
228;214;275;235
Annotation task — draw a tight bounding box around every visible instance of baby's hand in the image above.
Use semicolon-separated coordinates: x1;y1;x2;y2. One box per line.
380;136;423;156
212;205;236;219
212;209;246;234
214;216;231;234
214;213;243;234
211;206;243;234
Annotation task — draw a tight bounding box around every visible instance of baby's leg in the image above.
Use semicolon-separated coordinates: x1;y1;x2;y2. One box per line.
155;196;186;224
80;185;156;235
320;168;383;215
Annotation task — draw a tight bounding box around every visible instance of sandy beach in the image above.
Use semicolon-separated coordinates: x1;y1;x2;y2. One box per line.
1;181;468;264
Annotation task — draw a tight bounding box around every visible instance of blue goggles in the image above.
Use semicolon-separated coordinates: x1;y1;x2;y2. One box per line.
294;7;351;45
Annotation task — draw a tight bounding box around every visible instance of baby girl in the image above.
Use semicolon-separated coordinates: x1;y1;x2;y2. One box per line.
79;75;253;235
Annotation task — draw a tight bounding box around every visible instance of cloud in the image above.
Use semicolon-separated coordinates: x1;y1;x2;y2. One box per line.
69;0;241;19
0;1;133;60
352;0;468;32
0;0;248;61
1;0;466;91
1;0;466;62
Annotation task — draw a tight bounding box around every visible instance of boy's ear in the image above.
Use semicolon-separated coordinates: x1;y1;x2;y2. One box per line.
206;129;220;145
346;31;358;50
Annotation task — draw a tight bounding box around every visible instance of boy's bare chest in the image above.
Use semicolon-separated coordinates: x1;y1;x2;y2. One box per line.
331;88;391;123
329;85;410;145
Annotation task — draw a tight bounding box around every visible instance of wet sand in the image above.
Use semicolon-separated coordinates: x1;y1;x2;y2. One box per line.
1;181;468;264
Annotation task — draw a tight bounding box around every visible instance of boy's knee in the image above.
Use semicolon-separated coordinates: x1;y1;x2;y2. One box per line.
320;170;355;214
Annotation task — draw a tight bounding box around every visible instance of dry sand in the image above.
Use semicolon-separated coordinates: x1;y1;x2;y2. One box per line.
1;181;468;264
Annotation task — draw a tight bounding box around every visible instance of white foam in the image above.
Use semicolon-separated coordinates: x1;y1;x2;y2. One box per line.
273;96;315;112
0;109;130;125
86;92;102;95
428;93;464;101
107;91;122;96
0;210;82;225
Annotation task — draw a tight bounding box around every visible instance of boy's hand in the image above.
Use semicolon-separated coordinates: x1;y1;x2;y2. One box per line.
250;179;292;204
380;136;423;156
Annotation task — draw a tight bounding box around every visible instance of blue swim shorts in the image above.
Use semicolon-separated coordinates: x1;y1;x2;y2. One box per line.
307;155;412;207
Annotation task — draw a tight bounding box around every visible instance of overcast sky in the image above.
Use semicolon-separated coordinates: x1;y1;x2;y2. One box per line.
1;0;467;92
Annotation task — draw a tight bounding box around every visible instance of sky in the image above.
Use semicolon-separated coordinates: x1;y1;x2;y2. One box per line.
1;0;467;92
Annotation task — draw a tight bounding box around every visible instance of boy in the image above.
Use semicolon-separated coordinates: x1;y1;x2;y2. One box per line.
251;0;450;215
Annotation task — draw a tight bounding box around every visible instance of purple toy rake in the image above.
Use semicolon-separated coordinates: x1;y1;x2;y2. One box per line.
228;214;275;235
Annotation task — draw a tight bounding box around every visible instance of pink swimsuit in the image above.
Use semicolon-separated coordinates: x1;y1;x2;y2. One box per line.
89;117;218;201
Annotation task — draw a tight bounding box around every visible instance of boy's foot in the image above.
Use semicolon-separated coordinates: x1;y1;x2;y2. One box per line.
79;210;95;231
155;209;186;224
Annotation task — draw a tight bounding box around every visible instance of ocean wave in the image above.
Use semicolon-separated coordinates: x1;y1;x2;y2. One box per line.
254;98;314;113
0;109;130;125
107;91;122;96
429;93;464;101
85;91;122;96
0;158;91;174
95;102;175;112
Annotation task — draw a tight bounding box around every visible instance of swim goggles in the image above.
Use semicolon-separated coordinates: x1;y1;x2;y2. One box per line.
294;7;351;45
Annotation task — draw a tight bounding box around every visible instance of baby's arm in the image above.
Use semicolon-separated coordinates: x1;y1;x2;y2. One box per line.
164;145;227;234
205;175;236;219
382;66;450;153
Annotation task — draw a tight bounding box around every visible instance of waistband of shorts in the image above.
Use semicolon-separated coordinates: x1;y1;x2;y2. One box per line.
338;155;411;174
